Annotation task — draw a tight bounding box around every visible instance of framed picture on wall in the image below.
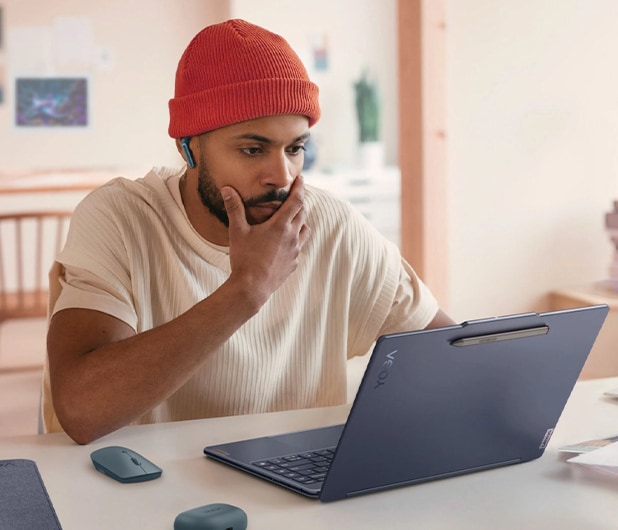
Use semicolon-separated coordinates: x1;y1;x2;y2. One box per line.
14;77;89;127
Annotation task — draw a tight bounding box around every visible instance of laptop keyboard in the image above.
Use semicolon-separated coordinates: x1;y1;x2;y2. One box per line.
252;448;336;487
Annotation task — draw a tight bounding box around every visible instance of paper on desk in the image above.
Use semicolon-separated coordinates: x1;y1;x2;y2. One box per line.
559;434;618;454
568;441;618;477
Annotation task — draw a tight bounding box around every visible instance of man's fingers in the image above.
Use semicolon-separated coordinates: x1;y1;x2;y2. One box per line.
221;186;247;230
286;175;305;216
299;223;311;247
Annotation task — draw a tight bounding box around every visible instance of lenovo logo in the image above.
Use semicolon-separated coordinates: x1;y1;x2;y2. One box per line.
539;428;554;449
374;349;398;389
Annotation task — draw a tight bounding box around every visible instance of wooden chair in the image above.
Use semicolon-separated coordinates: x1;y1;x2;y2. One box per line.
0;211;72;372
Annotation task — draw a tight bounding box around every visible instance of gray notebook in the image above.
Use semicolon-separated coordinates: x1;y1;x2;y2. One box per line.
205;305;608;502
0;459;62;529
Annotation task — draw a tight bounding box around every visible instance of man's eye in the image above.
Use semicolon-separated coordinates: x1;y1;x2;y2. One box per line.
288;145;306;155
242;147;262;155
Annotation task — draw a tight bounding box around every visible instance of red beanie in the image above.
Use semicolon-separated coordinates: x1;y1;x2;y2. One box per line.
168;19;321;138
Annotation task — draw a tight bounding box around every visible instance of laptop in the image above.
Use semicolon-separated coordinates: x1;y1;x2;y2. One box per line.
204;304;608;502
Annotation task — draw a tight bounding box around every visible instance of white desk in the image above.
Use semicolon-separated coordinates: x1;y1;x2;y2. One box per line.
1;379;618;529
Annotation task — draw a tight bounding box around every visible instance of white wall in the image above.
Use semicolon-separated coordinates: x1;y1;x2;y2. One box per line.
446;0;618;321
0;0;228;172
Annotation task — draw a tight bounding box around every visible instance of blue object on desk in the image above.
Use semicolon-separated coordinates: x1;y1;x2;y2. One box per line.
0;459;62;529
90;446;162;483
174;503;248;530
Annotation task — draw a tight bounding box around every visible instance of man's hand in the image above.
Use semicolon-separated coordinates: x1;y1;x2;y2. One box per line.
222;176;311;307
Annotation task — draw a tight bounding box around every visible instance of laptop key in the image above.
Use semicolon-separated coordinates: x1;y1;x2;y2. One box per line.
296;468;317;476
289;463;315;471
280;459;312;469
282;455;304;462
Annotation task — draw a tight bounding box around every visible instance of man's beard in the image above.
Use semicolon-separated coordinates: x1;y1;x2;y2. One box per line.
196;159;290;227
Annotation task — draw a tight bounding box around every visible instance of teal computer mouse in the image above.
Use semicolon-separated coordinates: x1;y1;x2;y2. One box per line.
90;446;162;483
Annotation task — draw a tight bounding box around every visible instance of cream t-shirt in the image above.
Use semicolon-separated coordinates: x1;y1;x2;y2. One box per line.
42;167;438;432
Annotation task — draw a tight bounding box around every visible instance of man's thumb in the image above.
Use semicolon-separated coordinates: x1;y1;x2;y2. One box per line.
221;186;244;223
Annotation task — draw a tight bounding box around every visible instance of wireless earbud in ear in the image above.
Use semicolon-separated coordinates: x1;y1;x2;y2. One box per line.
180;137;196;168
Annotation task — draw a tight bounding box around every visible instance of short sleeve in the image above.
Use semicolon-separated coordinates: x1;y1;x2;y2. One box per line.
377;258;440;336
52;264;138;330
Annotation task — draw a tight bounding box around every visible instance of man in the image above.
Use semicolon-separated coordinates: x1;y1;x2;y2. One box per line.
43;19;453;444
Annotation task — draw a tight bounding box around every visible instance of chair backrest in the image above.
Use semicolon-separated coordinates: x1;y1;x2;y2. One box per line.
0;211;72;322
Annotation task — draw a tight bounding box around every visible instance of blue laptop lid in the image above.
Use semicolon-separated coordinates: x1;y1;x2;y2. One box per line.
320;305;608;501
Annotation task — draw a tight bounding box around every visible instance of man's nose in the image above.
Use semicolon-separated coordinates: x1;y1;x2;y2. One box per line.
260;152;295;190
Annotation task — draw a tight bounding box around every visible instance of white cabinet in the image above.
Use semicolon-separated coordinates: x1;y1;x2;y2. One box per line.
304;166;401;246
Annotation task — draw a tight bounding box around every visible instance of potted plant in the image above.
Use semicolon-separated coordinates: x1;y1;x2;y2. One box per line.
354;70;384;168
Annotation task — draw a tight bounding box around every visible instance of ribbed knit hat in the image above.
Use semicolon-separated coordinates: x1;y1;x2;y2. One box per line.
168;19;321;138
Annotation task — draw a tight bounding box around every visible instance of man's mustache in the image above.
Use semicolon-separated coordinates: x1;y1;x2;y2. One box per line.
241;189;290;207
